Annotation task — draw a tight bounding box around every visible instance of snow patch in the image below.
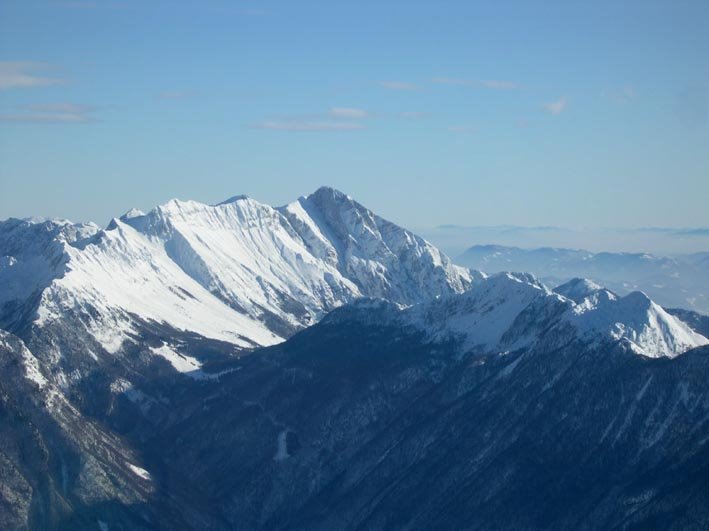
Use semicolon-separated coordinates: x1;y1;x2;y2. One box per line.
151;343;202;373
127;463;151;481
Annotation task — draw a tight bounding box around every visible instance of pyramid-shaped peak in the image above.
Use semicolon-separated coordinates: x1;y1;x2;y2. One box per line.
120;208;145;221
308;186;352;202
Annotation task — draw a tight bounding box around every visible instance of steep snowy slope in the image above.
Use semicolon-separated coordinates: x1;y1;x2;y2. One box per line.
0;187;472;365
120;187;472;338
120;194;360;338
37;218;282;352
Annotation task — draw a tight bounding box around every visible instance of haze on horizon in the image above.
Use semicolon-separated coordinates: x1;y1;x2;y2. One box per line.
1;0;708;233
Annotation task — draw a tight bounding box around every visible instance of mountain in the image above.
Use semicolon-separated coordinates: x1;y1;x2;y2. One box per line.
2;187;470;345
456;244;709;314
119;186;471;338
102;276;709;530
338;273;706;359
0;330;167;531
416;225;709;257
1;188;708;529
0;187;471;398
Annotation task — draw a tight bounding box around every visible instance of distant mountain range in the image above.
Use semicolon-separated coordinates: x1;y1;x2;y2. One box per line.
456;244;709;314
417;224;709;257
1;188;708;530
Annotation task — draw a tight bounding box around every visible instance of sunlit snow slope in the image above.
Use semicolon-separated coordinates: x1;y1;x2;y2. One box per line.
0;187;472;354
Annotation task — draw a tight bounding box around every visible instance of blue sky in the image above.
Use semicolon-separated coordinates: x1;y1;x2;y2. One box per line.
0;0;708;230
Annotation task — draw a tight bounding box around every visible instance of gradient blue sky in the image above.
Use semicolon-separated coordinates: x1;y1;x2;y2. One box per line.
1;0;708;230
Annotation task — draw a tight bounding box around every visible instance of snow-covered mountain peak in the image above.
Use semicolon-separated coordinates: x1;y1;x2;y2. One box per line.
307;185;352;202
554;278;607;303
2;188;472;361
619;290;653;309
564;289;708;358
120;208;145;221
282;187;473;297
4;187;706;382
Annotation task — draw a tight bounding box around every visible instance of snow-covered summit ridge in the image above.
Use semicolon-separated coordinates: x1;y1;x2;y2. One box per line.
2;189;704;361
561;283;707;358
0;187;472;353
327;273;708;359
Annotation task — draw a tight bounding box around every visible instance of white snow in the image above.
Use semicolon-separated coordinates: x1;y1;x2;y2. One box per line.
127;463;151;481
564;289;708;358
37;218;282;352
21;347;49;388
151;343;202;373
415;272;549;350
0;331;49;389
120;207;144;220
110;378;133;394
398;273;707;359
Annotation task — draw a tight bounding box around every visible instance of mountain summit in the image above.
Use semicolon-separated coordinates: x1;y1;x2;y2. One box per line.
0;188;472;372
1;188;703;371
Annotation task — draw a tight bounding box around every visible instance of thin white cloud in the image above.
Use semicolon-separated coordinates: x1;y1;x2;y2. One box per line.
544;97;567;115
0;103;98;123
0;62;63;90
329;107;369;119
251;106;369;132
378;81;417;90
250;121;363;132
432;77;519;89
